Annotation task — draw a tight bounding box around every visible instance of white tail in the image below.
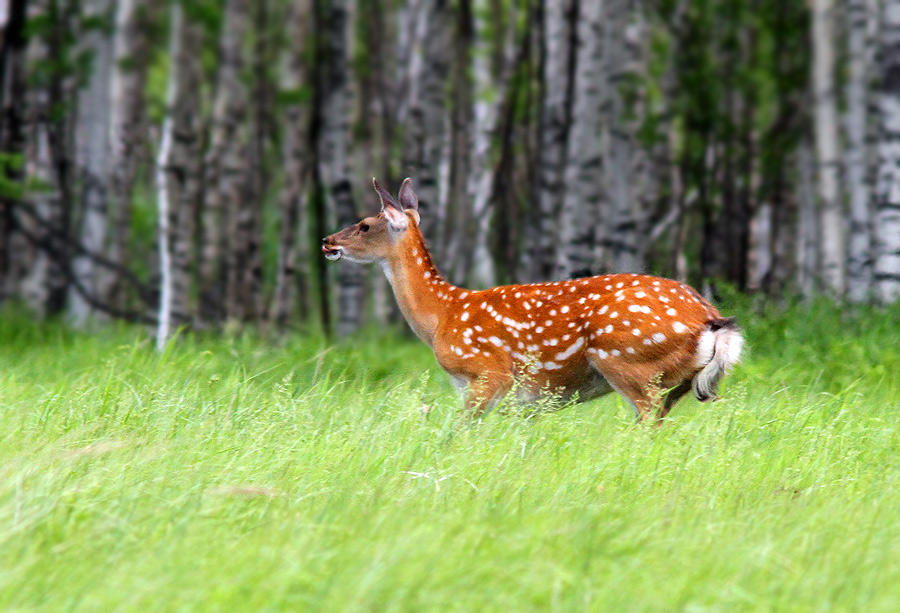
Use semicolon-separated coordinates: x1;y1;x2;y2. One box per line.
323;178;745;422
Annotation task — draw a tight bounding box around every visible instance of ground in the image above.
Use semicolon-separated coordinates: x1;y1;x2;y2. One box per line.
1;298;899;611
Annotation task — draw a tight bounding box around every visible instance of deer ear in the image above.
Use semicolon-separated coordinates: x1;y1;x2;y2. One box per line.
373;178;401;212
398;178;419;211
373;178;408;232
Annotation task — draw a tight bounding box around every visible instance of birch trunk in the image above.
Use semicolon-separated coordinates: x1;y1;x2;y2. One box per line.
874;0;900;303
107;0;151;307
467;0;518;288
796;141;819;297
318;0;363;336
0;0;29;302
844;0;878;303
202;0;250;320
531;0;574;281
605;0;646;273
68;0;114;326
402;0;450;250
811;0;846;297
556;0;604;280
270;0;313;328
157;2;203;347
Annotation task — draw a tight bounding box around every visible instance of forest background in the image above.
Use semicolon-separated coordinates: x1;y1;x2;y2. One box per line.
0;0;898;341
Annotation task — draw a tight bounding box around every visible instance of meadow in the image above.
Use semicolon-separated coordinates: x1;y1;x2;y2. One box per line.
1;298;899;611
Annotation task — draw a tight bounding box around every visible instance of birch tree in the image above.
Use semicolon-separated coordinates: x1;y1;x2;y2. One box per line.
526;0;574;281
555;0;605;280
107;0;152;306
202;0;250;319
318;0;363;335
874;0;900;303
811;0;846;296
67;0;115;325
270;0;313;328
156;2;203;348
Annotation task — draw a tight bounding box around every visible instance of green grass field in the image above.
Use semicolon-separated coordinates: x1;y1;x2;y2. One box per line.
2;299;900;611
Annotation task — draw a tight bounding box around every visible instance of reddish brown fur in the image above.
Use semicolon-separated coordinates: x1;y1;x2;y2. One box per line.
323;179;739;422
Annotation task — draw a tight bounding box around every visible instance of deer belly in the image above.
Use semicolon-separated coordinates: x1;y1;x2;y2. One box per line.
515;360;613;404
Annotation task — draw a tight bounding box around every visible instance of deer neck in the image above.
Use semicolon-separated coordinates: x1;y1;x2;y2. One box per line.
382;229;461;347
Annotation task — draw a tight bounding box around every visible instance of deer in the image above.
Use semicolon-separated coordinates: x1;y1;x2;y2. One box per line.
322;178;744;423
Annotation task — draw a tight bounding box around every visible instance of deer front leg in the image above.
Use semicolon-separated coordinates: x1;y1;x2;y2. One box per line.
462;371;514;419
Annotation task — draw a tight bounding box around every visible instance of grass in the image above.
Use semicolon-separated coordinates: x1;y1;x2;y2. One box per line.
1;299;900;611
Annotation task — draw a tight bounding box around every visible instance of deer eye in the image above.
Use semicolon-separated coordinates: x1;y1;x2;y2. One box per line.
359;223;369;233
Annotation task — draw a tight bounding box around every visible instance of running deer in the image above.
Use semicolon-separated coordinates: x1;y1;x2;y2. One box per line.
322;179;744;422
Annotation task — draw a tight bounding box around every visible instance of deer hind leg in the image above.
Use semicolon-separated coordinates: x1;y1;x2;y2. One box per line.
658;379;693;421
586;358;666;423
462;371;514;419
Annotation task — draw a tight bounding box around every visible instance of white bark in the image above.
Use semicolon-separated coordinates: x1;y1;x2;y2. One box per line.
797;142;819;296
605;0;646;273
68;0;114;326
811;0;846;296
202;0;250;316
874;1;900;302
556;0;604;280
270;0;312;327
319;0;363;335
531;0;574;281
468;0;518;288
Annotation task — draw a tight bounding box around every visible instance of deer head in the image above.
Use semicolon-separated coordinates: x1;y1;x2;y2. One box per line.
321;178;420;263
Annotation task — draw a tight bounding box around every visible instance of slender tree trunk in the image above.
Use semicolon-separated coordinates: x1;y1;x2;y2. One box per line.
874;0;900;303
811;0;846;297
402;0;450;251
317;0;363;336
531;0;574;281
107;0;152;308
270;0;313;328
556;0;604;280
606;0;646;273
796;141;819;296
467;0;518;288
846;0;877;302
202;0;250;321
0;0;29;302
157;2;203;348
68;0;114;326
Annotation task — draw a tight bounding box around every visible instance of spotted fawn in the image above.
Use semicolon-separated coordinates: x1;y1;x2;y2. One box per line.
322;178;744;422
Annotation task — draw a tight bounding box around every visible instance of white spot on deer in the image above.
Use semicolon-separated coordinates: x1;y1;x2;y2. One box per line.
459;292;469;298
523;301;532;310
543;361;563;370
454;346;464;356
480;302;487;309
550;309;557;316
623;320;630;326
416;257;423;265
463;337;472;345
606;285;612;290
605;324;613;333
640;305;651;314
560;306;570;314
616;282;624;289
635;291;646;298
424;272;431;279
596;349;609;359
515;292;521;298
555;337;584;361
528;344;539;352
579;297;587;304
549;338;559;346
488;336;503;347
611;349;621;357
598;305;609;315
666;308;677;316
474;325;483;332
632;281;640;286
535;327;544;333
628;304;641;313
652;332;666;344
609;311;618;318
643;338;652;345
673;321;688;334
626;347;636;354
460;312;470;322
632;328;641;336
412;248;418;256
660;296;670;303
653;280;660;285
